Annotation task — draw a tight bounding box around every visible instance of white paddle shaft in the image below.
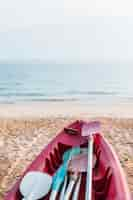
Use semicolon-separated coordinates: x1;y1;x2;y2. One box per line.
60;176;68;200
85;135;93;200
64;179;76;200
49;190;58;200
72;174;82;200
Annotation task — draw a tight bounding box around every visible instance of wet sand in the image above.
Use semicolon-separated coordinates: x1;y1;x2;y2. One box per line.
0;102;133;199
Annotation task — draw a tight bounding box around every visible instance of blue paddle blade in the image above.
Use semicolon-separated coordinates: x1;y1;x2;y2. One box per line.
51;147;81;192
52;163;67;191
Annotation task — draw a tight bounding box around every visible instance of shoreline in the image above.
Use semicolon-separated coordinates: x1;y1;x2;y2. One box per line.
1;101;133;119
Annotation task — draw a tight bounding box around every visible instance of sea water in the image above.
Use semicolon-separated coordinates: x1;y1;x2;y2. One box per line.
0;63;133;103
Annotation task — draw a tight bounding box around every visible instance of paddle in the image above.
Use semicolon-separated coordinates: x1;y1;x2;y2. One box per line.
20;171;52;200
60;148;87;200
63;152;93;200
68;152;96;200
59;175;68;200
49;147;81;200
68;152;96;173
82;121;101;200
63;172;79;200
72;174;82;200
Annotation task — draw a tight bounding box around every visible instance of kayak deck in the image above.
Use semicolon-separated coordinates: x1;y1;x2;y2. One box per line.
5;120;131;200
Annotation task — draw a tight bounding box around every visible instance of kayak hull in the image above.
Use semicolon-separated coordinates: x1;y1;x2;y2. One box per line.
4;120;131;200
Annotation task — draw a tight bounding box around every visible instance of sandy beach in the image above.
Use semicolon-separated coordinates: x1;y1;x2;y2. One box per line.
0;101;133;199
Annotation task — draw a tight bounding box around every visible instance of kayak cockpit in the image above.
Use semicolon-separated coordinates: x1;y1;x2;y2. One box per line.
41;141;112;199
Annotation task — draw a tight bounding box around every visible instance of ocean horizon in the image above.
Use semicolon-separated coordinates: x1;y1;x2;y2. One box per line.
0;62;133;103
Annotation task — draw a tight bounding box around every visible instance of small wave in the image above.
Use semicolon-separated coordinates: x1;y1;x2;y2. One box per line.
66;90;118;96
29;98;79;102
0;92;46;97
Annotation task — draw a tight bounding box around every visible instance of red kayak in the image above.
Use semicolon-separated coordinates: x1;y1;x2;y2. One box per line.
5;120;131;200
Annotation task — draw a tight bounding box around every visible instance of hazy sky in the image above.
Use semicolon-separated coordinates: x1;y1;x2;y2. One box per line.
0;0;133;63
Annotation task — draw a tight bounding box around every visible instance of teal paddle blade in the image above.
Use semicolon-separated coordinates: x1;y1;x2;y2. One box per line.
50;147;81;199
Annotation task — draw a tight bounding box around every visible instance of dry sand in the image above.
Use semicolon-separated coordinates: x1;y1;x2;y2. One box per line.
0;102;133;199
